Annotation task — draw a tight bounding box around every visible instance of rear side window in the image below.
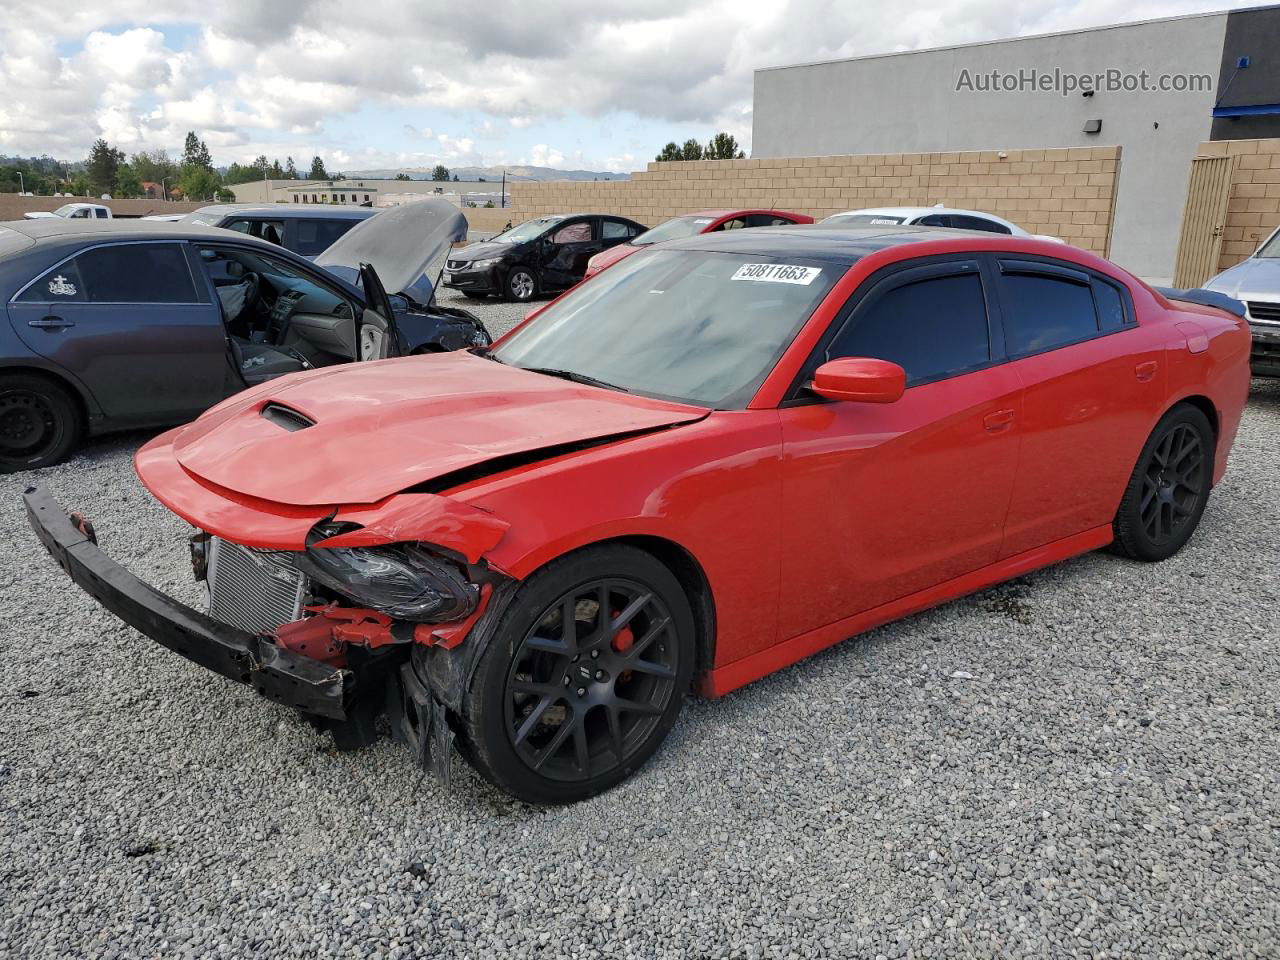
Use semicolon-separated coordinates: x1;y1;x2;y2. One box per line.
1093;279;1131;331
19;243;196;303
601;220;631;240
999;263;1099;356
915;214;951;228
951;215;1011;234
295;218;357;256
828;269;991;385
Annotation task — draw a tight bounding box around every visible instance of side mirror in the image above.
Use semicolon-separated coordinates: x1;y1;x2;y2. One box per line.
810;357;905;404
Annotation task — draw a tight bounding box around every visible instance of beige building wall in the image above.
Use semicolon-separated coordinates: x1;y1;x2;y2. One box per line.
1195;139;1280;273
507;146;1121;257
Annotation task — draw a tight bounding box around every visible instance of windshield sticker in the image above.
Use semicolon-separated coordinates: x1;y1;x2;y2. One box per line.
731;263;822;285
692;219;713;225
48;275;77;296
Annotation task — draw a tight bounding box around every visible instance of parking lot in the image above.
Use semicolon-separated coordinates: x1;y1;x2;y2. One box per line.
1;290;1278;959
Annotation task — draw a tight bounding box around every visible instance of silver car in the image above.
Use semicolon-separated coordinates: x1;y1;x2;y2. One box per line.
1203;225;1280;377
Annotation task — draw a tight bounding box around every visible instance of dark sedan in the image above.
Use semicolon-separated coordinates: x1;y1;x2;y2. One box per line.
180;204;377;259
0;200;489;471
442;213;647;302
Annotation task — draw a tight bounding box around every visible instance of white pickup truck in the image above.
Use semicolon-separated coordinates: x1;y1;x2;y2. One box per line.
23;202;113;221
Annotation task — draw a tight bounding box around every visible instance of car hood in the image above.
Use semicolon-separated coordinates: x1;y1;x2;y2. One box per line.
588;243;638;272
169;351;709;506
1204;257;1280;298
314;198;467;302
448;240;512;263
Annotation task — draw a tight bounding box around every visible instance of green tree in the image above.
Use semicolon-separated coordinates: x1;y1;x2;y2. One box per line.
284;156;297;179
308;156;329;179
451;173;459;181
394;172;411;181
655;142;682;162
680;139;704;161
182;131;212;170
70;173;91;196
86;139;124;196
178;164;221;201
705;132;746;160
431;164;450;181
114;163;143;198
130;150;178;187
267;159;284;179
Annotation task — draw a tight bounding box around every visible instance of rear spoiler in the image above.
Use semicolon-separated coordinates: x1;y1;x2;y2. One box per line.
1153;286;1246;318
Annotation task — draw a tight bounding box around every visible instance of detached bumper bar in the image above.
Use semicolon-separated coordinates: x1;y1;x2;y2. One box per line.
23;485;351;720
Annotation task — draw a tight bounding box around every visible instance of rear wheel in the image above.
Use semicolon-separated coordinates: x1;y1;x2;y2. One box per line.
1112;404;1214;561
505;268;537;303
0;373;83;473
461;545;694;804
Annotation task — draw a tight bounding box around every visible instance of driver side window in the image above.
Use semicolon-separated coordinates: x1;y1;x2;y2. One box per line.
551;221;593;244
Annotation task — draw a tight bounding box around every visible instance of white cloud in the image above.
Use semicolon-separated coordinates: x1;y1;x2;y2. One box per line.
0;0;1259;166
528;143;567;167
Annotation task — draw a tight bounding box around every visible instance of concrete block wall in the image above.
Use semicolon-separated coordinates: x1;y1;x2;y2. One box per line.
507;146;1122;256
1196;139;1280;271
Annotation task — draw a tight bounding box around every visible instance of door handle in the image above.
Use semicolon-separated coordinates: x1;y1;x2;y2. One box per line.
28;317;75;329
1135;360;1158;382
983;409;1015;432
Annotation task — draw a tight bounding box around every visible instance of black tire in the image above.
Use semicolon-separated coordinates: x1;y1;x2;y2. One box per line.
1111;403;1215;562
504;268;537;303
460;545;694;804
0;373;83;473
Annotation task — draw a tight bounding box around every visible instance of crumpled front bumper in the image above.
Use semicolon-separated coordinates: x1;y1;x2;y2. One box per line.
23;485;352;720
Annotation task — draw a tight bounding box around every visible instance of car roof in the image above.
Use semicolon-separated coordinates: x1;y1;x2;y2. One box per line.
681;209;800;219
2;218;236;242
190;204;376;220
829;206;1011;221
660;223;1031;265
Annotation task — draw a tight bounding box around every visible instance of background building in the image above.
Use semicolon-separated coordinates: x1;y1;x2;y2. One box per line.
752;6;1280;282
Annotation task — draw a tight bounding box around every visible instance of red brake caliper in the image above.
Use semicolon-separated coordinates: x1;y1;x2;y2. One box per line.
611;611;634;681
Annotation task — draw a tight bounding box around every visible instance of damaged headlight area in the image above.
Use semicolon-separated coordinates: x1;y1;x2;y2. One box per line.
293;542;478;622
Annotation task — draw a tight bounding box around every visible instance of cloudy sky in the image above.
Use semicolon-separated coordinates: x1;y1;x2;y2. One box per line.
0;0;1254;174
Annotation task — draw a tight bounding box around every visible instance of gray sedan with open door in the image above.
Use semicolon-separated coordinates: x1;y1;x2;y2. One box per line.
0;199;489;471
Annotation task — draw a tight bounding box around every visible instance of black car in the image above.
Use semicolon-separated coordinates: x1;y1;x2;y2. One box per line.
0;200;489;472
442;213;647;302
180;204;377;259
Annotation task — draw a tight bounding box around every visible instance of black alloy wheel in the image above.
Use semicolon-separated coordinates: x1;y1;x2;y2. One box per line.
1112;404;1214;562
0;374;82;473
461;545;694;803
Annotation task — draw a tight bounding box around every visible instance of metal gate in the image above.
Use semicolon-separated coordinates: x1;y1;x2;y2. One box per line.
1173;155;1236;289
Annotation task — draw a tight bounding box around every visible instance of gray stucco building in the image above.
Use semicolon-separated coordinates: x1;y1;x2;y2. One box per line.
752;6;1280;282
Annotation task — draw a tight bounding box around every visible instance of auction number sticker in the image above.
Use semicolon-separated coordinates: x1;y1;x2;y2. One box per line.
731;263;821;285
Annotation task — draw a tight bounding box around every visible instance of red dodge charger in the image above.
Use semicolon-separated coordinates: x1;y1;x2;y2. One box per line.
27;225;1250;803
582;208;813;279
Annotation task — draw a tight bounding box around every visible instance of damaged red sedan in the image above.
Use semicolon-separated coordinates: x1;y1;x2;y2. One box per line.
26;225;1250;803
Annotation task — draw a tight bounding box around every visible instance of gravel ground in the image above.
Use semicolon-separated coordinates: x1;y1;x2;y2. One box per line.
2;307;1278;958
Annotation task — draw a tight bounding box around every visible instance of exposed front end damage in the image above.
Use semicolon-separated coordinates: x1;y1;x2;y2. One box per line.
22;483;520;781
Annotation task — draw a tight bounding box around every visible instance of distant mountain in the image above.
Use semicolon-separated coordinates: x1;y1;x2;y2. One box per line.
343;165;631;182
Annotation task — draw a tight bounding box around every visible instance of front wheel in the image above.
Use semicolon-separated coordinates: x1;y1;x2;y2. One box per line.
0;373;83;473
504;268;537;303
461;545;694;804
1111;404;1215;562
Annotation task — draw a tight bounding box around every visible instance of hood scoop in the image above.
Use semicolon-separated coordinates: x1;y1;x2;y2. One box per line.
260;402;315;432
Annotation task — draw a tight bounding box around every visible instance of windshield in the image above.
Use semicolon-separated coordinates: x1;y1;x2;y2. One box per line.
53;205;79;217
491;249;842;408
633;216;715;246
181;209;230;226
1257;228;1280;258
821;213;907;226
491;216;565;244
